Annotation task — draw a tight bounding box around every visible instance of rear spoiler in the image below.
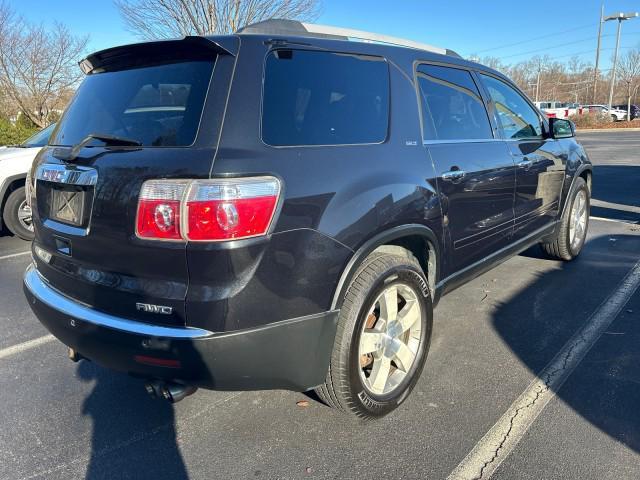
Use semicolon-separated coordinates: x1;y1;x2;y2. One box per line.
79;36;238;74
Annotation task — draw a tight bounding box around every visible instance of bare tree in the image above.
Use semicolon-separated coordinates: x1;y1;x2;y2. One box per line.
617;49;640;120
114;0;322;39
0;2;88;128
475;56;504;72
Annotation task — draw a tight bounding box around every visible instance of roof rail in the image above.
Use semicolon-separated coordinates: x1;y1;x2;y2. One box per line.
237;19;458;57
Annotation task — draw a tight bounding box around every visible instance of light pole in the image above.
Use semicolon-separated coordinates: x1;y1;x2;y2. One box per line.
606;12;639;112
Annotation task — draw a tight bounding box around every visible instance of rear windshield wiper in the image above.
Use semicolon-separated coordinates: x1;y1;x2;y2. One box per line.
68;133;142;161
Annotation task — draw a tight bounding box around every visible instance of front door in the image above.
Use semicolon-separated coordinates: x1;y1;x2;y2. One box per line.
416;64;515;277
479;74;564;239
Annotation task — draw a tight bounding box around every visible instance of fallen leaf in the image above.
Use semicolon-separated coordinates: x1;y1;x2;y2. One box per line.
296;400;310;408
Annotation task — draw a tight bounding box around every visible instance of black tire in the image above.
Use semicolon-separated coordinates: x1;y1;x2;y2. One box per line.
316;250;433;419
541;177;589;261
3;187;34;241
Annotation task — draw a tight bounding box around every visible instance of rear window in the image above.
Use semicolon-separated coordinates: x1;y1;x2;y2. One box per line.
262;50;389;146
52;60;215;147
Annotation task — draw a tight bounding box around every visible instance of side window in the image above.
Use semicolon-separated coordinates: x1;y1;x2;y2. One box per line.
416;64;493;141
479;74;543;140
262;50;389;146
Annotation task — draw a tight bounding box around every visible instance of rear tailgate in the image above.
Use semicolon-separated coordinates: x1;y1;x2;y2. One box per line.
30;37;237;327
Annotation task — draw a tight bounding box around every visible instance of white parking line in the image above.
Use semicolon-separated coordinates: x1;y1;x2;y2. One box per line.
0;335;55;360
447;259;640;480
0;250;31;262
590;215;638;225
591;199;640;214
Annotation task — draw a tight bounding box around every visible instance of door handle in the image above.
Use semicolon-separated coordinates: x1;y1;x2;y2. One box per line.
518;158;533;170
442;169;466;182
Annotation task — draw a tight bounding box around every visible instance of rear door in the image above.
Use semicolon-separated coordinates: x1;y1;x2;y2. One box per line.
416;64;515;276
479;74;564;240
31;39;234;326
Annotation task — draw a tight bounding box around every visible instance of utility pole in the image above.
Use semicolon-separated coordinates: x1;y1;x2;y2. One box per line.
593;3;604;103
606;12;639;111
534;58;544;102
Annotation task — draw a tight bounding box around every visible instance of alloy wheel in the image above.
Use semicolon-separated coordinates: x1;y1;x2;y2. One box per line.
358;283;422;396
17;200;34;232
569;189;587;251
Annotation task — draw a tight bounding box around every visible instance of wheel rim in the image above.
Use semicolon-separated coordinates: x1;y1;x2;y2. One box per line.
569;190;587;251
17;200;34;232
358;283;422;396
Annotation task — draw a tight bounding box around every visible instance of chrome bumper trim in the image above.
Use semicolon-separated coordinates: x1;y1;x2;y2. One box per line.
24;264;213;339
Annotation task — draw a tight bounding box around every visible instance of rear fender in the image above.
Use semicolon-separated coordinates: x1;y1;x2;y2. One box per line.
330;224;441;310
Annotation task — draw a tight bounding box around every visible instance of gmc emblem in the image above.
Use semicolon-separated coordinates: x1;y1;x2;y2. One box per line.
136;303;173;315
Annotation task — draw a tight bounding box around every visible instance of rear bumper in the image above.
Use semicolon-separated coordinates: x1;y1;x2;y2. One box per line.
24;264;338;391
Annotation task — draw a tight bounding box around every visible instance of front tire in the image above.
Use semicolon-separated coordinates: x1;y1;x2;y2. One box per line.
541;177;589;261
3;187;34;241
316;251;433;419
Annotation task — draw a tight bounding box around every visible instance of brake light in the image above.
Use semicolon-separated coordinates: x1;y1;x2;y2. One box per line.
136;180;189;240
185;178;280;241
135;177;281;242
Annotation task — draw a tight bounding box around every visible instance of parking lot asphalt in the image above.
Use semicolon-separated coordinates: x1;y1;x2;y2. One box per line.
0;130;638;480
578;130;640;223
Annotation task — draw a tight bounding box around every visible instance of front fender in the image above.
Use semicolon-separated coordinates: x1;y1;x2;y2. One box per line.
559;142;592;218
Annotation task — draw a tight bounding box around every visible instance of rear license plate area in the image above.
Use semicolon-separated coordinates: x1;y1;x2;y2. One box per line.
49;187;87;227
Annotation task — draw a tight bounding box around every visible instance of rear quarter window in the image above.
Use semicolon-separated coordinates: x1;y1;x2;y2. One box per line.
261;50;389;147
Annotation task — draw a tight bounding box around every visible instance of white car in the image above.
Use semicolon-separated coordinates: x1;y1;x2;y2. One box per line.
534;101;580;118
0;124;55;240
582;104;627;122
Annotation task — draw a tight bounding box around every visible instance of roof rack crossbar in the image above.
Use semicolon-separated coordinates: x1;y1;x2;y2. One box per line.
237;20;449;56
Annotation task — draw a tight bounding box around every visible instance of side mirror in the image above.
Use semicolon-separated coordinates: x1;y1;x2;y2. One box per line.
549;117;574;139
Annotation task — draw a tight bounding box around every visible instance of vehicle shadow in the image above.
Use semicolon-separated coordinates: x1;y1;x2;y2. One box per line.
592;165;640;208
495;234;640;452
591;165;640;222
77;361;190;480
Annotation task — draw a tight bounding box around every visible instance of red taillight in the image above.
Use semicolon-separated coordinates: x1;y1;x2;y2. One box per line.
137;200;182;239
185;178;280;241
136;180;189;241
136;177;281;242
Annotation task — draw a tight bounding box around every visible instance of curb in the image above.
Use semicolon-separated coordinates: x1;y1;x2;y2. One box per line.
576;128;640;133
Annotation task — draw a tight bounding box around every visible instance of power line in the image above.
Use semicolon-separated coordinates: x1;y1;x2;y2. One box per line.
499;35;606;60
475;46;638;66
541;45;637;62
498;32;638;60
472;22;599;54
